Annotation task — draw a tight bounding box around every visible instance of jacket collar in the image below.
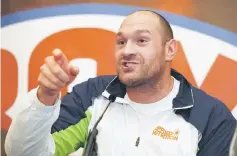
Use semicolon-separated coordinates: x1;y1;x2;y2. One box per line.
102;69;194;109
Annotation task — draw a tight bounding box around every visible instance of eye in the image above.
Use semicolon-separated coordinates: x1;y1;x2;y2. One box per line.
137;38;148;45
139;39;146;43
117;40;126;45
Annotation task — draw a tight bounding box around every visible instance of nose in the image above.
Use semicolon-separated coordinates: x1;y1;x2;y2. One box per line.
123;41;137;57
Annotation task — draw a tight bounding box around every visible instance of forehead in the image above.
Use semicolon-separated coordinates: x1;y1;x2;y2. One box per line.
119;12;160;34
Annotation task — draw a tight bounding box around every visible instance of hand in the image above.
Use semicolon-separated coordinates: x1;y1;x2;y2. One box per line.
37;49;79;105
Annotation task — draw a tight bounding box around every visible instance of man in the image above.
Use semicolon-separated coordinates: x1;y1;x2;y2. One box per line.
5;10;236;156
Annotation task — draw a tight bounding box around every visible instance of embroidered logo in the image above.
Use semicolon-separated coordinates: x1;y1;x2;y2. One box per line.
152;126;179;141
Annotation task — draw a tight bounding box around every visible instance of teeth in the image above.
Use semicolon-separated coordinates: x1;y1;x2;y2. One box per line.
125;63;130;66
125;62;133;67
122;62;136;67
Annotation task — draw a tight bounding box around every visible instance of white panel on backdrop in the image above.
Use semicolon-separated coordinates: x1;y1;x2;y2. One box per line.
68;58;97;93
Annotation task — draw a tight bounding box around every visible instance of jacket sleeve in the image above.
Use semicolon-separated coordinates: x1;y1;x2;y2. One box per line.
4;88;61;156
4;86;92;156
197;101;237;156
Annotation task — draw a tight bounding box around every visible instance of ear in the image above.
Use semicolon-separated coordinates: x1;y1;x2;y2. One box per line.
165;39;177;62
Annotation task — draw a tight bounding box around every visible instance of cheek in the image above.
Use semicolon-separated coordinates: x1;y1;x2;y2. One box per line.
142;51;164;72
142;47;159;63
114;51;121;63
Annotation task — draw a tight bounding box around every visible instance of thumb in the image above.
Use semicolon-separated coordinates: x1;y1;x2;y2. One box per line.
69;65;79;77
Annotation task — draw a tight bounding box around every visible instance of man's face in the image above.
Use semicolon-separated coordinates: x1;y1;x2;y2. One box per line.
115;12;166;87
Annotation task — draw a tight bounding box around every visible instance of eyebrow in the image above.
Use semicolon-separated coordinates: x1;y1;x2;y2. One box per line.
117;29;151;36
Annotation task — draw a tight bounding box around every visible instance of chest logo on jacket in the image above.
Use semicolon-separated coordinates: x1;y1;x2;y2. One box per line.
152;126;180;141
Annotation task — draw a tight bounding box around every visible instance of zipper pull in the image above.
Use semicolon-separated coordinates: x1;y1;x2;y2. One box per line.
135;137;140;147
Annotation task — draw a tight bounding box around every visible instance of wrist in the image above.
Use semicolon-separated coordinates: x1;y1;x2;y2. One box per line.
37;87;59;106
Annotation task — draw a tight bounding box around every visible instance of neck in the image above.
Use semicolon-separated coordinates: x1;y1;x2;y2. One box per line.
126;69;174;104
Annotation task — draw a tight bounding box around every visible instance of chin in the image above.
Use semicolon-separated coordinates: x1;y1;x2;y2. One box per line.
118;72;142;87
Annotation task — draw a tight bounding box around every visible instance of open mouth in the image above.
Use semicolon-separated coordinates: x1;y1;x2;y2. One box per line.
122;62;137;67
121;61;139;71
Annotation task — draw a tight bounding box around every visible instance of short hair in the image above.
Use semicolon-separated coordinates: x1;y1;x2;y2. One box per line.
129;10;174;42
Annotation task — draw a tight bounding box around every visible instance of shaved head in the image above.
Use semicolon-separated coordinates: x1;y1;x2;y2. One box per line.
124;10;173;43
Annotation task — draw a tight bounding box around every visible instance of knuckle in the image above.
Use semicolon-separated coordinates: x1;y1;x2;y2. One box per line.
54;68;61;76
44;56;50;63
40;65;45;72
37;74;44;84
40;68;48;76
37;76;41;84
38;80;45;88
53;79;61;86
44;56;53;64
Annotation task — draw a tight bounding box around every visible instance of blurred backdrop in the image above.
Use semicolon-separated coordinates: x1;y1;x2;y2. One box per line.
1;0;237;155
